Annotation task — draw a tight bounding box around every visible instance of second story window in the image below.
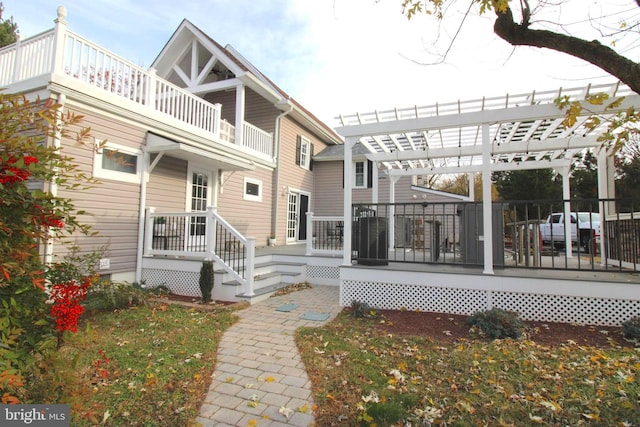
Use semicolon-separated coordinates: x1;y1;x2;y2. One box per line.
296;136;313;170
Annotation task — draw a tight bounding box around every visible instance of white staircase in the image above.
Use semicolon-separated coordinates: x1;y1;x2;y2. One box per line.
213;253;306;304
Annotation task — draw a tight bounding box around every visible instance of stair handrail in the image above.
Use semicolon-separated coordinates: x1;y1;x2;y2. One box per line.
207;207;255;296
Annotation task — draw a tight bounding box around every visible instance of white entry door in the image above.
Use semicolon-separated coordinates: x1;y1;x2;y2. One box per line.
286;191;310;243
188;170;211;250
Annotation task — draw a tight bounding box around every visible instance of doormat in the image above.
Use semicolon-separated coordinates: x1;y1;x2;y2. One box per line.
275;303;298;312
300;312;330;321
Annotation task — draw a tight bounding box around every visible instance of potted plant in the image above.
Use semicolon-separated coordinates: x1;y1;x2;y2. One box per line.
154;216;166;236
268;233;276;246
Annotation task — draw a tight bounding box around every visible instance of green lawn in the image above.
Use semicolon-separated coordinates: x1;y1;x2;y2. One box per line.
24;301;238;426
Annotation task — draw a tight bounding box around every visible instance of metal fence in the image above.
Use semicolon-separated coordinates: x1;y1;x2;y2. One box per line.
345;199;638;273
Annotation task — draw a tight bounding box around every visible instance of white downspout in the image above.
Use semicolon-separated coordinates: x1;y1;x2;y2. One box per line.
272;100;294;236
44;93;65;266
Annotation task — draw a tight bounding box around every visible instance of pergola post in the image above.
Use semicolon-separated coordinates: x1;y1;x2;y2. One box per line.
343;137;357;266
558;166;574;258
482;124;494;275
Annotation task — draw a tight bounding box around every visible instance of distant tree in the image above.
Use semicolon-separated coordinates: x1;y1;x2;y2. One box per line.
570;151;599;210
434;173;497;201
0;2;18;48
615;139;640;211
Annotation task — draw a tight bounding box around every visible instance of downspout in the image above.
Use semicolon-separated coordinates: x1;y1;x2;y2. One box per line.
271;99;294;237
44;93;65;266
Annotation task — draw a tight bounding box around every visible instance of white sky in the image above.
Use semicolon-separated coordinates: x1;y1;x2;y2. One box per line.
3;0;637;126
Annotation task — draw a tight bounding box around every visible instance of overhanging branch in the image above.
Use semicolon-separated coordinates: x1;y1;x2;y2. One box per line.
493;7;640;95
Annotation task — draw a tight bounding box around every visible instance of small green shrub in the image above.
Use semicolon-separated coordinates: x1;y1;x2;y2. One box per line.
622;316;640;340
84;280;148;312
466;308;524;340
199;260;214;303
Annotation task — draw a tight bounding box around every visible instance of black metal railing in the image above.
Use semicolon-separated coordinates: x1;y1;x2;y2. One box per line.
349;199;639;273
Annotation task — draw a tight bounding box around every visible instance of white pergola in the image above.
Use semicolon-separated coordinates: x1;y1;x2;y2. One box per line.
335;82;640;273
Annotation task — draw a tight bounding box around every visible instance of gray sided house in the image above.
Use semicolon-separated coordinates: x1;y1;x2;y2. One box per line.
1;8;341;291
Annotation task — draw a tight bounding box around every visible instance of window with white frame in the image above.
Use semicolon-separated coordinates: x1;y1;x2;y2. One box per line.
354;160;367;188
296;136;312;170
93;140;141;184
243;177;262;202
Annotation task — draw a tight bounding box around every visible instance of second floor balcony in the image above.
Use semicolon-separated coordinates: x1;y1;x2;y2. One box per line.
0;12;274;162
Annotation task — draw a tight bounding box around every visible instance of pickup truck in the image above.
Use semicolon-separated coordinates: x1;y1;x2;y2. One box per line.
539;212;601;253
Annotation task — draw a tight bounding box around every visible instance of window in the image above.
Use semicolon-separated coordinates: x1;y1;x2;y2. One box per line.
93;140;141;184
296;136;313;170
243;177;262;202
353;160;373;188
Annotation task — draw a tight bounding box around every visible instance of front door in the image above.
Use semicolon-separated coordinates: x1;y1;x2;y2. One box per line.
286;191;310;243
189;170;211;250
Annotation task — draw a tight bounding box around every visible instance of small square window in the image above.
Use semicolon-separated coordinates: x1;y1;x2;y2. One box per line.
243;177;262;202
93;140;141;184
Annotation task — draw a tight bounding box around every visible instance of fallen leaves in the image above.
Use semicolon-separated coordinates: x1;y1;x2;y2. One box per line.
296;311;640;426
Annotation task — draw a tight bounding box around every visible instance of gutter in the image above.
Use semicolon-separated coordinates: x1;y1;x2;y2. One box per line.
271;99;294;237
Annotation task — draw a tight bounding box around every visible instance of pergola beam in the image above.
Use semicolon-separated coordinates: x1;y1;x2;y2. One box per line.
364;135;599;163
336;94;640;139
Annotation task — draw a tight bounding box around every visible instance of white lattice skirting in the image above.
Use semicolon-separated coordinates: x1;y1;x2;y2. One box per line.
340;267;640;326
142;268;201;297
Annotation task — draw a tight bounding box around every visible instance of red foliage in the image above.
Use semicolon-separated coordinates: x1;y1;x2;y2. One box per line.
49;277;92;333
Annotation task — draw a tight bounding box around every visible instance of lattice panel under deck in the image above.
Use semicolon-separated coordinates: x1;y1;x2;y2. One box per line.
142;268;200;297
341;280;640;326
306;265;340;280
341;281;486;315
493;292;640;326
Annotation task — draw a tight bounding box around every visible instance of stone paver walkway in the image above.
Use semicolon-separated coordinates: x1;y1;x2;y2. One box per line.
195;285;342;427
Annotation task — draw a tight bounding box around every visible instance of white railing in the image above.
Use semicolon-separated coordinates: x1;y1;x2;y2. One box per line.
154;78;221;135
243;121;273;158
1;14;275;160
306;212;344;256
144;207;256;296
62;30;152;104
0;29;55;86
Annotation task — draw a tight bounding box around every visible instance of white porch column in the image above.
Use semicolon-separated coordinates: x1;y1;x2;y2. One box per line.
343;137;357;265
234;84;245;146
51;6;68;77
481;124;494;274
558;166;573;258
389;175;400;250
468;173;475;201
597;147;615;262
372;161;379;204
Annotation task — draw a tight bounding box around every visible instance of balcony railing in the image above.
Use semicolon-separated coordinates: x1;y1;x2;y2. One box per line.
0;21;274;160
307;199;640;273
144;207;256;296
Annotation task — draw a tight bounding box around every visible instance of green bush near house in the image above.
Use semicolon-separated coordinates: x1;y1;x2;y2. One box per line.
199;260;214;303
622;315;640;341
466;307;524;339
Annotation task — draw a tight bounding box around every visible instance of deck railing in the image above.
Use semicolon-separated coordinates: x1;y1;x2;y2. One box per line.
144;207;256;296
308;199;639;273
0;15;274;159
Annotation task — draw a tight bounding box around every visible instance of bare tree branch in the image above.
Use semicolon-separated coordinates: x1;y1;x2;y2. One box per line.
493;6;640;94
